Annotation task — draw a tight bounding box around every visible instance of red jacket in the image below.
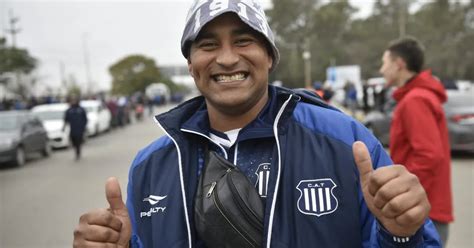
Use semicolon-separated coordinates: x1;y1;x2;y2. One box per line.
390;70;453;223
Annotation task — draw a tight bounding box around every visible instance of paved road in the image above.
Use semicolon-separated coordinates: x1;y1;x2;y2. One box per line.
0;105;472;248
0;106;170;248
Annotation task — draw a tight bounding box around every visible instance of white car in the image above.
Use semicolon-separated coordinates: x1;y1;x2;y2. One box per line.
80;100;111;136
31;103;70;148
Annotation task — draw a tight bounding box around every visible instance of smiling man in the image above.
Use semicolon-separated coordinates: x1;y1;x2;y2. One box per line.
73;1;441;247
186;13;273;131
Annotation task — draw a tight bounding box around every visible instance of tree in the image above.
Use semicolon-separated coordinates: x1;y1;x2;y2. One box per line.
0;37;37;85
267;0;474;84
109;55;172;95
267;0;320;88
310;0;356;80
268;0;357;87
345;0;405;78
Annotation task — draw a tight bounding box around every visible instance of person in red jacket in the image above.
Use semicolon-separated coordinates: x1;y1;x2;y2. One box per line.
379;37;453;246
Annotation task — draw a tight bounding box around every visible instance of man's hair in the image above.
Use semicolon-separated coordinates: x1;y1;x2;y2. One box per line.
387;37;425;73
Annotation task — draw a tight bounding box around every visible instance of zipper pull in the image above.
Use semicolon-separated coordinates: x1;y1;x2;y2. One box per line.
206;182;217;198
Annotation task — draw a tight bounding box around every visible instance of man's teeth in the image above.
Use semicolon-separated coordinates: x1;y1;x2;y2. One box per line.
215;73;246;82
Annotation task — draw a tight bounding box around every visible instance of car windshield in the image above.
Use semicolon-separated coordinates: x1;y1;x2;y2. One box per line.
0;114;20;130
34;111;65;121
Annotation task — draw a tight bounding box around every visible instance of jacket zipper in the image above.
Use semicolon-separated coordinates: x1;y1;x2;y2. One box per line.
266;94;294;248
155;119;193;248
212;180;258;247
206;182;217;198
227;172;264;232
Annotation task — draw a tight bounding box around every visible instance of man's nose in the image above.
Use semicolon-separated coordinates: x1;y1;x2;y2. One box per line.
216;44;239;68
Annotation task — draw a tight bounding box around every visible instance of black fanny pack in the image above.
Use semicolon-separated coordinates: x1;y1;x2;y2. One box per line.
194;151;264;248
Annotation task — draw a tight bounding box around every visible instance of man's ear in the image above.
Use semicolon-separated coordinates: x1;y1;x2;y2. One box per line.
187;59;194;78
395;57;406;71
267;55;273;71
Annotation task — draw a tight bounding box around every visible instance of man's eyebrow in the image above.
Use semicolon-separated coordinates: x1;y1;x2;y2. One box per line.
194;26;258;42
232;26;257;36
195;31;216;42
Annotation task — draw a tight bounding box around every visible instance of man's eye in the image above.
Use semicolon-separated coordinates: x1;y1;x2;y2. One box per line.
199;41;218;49
235;38;253;46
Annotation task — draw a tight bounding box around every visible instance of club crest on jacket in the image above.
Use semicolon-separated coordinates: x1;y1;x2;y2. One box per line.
296;179;338;217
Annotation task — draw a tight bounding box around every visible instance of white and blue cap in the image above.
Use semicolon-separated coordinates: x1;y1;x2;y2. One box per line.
181;0;280;70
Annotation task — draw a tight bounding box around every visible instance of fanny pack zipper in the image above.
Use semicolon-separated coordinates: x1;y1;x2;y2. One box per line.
212;177;259;247
227;171;264;232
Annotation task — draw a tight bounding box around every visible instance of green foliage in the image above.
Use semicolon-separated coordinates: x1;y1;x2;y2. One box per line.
109;54;175;95
268;0;474;85
410;0;473;80
0;37;37;84
67;84;82;97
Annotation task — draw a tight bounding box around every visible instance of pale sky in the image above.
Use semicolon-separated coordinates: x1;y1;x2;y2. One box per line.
1;0;373;93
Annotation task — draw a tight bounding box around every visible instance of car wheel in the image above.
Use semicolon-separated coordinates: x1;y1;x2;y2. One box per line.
13;147;26;167
42;141;52;157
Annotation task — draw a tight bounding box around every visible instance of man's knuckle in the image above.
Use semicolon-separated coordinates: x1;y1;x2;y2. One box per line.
103;228;115;241
103;212;114;223
369;174;381;187
387;200;401;212
404;210;419;223
73;227;82;238
79;214;87;223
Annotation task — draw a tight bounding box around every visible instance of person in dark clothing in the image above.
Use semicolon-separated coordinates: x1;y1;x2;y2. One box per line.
64;96;88;160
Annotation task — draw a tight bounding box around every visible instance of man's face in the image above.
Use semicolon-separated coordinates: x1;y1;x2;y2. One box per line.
379;50;401;87
188;13;272;115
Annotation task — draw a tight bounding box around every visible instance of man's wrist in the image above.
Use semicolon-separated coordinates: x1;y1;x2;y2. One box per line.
376;221;423;247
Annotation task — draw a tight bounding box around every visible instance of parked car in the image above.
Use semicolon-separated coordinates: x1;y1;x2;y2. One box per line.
80;100;112;136
363;89;474;153
445;90;474;152
31;103;70;148
0;111;52;166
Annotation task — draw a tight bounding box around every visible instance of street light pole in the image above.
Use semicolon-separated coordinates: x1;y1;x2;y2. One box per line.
82;33;93;95
6;9;20;48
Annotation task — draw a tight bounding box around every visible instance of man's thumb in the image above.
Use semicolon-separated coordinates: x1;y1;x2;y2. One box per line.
106;177;126;211
352;141;374;182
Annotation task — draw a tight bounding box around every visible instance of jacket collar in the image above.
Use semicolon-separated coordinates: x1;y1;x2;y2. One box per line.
392;69;447;103
155;85;337;142
181;86;281;141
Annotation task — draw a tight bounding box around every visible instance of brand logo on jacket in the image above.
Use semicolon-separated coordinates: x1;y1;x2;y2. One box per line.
296;179;338;217
255;163;270;197
143;195;167;205
140;195;167;218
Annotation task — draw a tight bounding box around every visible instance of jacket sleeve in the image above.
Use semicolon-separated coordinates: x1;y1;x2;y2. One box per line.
399;96;445;190
64;110;69;124
359;142;441;248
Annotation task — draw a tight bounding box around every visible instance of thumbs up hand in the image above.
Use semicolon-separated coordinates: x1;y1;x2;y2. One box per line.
352;141;430;237
73;177;132;248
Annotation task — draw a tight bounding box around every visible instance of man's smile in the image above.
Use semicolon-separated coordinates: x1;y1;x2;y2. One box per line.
212;72;249;83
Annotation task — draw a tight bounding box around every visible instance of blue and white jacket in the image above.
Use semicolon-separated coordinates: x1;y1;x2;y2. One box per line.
126;86;441;248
